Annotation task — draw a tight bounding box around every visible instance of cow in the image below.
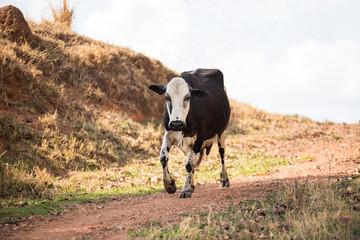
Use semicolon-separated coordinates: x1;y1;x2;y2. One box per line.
148;68;231;198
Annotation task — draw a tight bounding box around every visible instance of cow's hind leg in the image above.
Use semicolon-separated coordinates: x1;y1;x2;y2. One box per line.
160;131;177;194
218;131;230;187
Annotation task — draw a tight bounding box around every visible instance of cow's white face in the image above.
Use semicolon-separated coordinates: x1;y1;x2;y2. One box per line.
165;78;191;130
149;77;208;131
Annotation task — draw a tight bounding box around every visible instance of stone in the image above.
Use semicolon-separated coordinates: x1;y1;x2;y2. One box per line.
0;5;32;41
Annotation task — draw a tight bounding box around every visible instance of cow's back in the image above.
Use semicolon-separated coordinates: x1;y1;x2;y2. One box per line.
190;69;224;87
180;69;230;140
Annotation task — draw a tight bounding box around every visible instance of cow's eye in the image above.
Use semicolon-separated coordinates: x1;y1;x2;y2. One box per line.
165;95;171;102
184;94;190;102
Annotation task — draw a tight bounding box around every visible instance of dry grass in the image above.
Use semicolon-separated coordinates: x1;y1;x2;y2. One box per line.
0;162;53;200
50;0;75;28
0;18;176;120
0;18;175;204
228;99;313;135
135;178;360;239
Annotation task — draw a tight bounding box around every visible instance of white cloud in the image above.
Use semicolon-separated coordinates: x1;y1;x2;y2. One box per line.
82;0;293;71
7;0;50;21
295;0;351;9
221;40;360;122
84;0;190;61
283;40;360;102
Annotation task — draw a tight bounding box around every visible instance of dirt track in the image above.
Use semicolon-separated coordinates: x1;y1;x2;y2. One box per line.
1;140;359;240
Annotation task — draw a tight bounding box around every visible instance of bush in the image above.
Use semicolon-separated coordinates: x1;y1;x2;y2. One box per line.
50;0;75;28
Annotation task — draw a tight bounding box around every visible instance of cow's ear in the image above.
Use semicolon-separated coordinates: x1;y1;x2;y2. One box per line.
190;88;208;99
149;85;166;95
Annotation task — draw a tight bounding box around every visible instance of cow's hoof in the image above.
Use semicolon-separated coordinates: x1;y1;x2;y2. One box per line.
165;179;177;194
220;178;230;187
179;190;192;198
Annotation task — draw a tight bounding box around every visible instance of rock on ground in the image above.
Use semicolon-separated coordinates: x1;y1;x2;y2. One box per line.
0;5;32;41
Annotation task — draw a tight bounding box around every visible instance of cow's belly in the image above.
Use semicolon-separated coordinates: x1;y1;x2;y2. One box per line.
174;133;218;154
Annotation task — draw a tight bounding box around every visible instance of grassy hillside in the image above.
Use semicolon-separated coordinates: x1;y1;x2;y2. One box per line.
0;19;177;202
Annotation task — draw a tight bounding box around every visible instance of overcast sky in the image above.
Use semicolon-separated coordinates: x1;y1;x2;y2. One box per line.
5;0;360;123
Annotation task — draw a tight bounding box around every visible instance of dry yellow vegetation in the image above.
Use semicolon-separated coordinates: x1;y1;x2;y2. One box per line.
50;0;75;28
0;16;176;201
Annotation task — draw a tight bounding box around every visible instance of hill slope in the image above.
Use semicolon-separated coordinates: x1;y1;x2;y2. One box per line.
1;18;178;199
1;20;176;121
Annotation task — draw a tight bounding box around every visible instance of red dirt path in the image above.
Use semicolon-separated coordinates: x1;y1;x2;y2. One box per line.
1;156;358;239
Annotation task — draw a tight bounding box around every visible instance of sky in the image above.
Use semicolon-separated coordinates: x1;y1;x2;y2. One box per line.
4;0;360;123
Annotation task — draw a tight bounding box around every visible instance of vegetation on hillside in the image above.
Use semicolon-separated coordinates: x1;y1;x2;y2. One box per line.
50;0;75;28
0;17;175;206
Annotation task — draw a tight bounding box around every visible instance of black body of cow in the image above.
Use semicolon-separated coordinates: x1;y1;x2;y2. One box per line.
163;69;230;154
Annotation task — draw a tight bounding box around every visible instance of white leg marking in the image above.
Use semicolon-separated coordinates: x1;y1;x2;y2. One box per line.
160;131;177;194
179;150;199;198
218;131;230;187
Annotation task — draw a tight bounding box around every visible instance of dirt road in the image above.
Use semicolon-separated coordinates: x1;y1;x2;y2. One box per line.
2;147;359;240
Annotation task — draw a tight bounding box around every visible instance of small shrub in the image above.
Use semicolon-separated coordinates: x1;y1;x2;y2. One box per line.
0;161;53;202
50;0;75;28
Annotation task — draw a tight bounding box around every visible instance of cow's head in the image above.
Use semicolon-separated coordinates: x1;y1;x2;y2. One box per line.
149;77;207;131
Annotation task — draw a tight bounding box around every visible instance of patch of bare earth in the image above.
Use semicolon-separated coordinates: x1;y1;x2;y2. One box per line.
1;122;359;240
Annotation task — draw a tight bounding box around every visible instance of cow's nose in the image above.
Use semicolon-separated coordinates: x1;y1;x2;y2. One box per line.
169;120;185;131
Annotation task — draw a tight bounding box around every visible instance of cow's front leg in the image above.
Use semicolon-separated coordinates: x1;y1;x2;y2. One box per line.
160;131;177;194
179;150;198;198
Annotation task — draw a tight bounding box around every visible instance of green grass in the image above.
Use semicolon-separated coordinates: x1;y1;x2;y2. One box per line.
0;186;163;224
131;177;360;239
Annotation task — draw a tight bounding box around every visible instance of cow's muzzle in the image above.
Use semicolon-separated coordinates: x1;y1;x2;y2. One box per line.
169;120;186;131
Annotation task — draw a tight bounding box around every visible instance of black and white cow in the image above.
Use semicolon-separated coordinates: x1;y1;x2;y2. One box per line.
149;68;231;198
